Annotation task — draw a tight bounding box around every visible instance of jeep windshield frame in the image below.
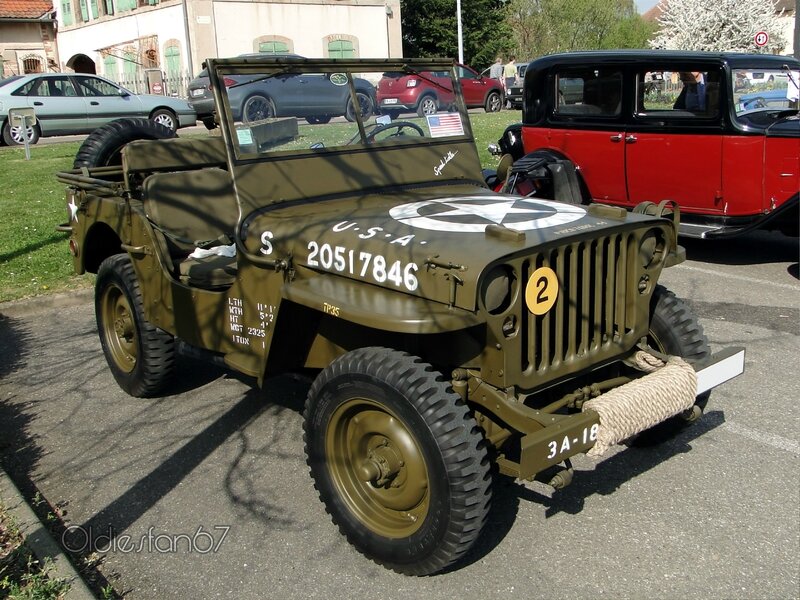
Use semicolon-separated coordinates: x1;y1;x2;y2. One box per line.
204;57;487;268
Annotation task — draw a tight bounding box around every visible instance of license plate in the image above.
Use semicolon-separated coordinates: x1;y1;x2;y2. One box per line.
190;89;205;98
545;424;599;461
382;98;398;105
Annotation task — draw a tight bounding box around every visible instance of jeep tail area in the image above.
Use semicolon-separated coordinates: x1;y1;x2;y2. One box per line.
58;57;745;575
489;51;799;239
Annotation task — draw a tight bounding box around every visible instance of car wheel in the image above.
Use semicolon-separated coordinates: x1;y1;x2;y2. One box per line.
345;92;374;122
2;119;40;146
96;254;175;397
632;285;711;445
304;347;491;575
416;95;438;118
150;109;177;132
242;94;275;123
484;91;502;113
73;118;176;170
307;116;333;124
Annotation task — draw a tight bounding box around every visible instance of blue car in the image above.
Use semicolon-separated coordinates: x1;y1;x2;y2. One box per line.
737;88;792;112
0;73;196;145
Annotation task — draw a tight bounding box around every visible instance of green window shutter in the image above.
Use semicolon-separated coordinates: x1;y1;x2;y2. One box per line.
328;40;355;59
79;0;89;21
165;45;180;74
61;0;73;25
89;0;98;18
123;52;136;77
103;55;118;77
258;41;289;54
104;0;114;15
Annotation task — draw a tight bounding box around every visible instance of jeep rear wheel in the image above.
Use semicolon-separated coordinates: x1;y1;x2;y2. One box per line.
96;254;175;397
634;285;711;444
304;347;491;575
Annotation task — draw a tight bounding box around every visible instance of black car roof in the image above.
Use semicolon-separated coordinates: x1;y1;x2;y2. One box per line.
529;50;800;70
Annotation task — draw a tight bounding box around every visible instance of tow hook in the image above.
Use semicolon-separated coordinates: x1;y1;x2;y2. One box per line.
679;404;703;423
547;459;574;490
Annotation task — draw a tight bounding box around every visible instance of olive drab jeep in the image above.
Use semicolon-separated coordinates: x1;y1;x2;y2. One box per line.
58;57;745;575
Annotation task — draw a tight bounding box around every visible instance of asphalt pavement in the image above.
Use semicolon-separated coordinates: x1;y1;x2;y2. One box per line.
0;231;798;599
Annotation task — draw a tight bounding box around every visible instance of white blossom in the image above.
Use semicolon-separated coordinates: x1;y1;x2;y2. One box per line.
650;0;787;53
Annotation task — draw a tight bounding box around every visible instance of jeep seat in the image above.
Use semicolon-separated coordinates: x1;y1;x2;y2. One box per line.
141;168;239;289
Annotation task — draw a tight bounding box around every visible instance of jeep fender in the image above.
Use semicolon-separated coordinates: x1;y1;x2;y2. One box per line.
505;149;590;205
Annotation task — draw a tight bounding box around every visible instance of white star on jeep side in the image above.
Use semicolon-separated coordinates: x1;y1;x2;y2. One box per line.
68;198;79;222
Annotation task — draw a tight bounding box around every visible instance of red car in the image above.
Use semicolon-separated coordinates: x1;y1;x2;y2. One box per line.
491;51;799;238
377;64;503;118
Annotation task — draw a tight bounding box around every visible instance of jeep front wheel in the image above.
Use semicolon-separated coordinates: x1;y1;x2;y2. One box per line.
96;254;175;397
304;347;491;575
634;284;711;444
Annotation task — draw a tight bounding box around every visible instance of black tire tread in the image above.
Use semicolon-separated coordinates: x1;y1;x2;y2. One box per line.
74;117;176;169
303;347;491;575
96;254;175;397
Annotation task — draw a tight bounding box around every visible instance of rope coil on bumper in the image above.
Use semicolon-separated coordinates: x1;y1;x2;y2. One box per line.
583;351;698;456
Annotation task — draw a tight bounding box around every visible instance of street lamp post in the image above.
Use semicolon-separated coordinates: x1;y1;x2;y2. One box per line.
456;0;463;64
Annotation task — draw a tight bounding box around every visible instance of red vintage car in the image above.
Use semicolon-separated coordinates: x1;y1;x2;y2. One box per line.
489;51;799;238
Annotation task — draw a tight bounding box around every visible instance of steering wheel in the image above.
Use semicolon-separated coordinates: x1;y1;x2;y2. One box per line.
748;97;767;109
352;121;425;145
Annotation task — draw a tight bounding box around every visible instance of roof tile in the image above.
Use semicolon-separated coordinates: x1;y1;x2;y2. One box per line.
0;0;53;19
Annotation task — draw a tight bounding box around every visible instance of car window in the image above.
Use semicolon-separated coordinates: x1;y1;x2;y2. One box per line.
11;78;44;97
554;69;622;117
637;68;721;118
456;66;477;80
75;76;122;97
731;67;799;117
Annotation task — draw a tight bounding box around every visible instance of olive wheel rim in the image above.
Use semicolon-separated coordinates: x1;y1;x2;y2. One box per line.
326;397;429;538
99;282;138;374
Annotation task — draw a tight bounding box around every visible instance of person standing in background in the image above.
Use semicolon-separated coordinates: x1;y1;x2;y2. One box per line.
503;56;517;94
489;56;503;82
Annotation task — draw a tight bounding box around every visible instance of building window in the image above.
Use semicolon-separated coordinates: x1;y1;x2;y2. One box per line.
104;0;114;15
61;0;74;25
253;35;293;54
90;0;99;18
79;0;89;21
325;36;358;58
22;56;43;73
123;50;137;80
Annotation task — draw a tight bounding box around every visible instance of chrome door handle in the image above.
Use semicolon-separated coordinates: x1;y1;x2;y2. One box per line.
625;135;638;143
609;134;622;142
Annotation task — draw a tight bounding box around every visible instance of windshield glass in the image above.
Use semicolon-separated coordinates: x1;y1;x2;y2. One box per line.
210;60;471;161
732;67;799;117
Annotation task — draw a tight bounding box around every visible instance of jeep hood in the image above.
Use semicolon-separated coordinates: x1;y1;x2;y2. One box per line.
242;185;659;311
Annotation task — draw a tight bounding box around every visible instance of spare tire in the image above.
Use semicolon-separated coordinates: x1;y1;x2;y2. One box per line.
73;118;177;169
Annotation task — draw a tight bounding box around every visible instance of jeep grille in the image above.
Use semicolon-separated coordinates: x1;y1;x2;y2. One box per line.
485;227;657;392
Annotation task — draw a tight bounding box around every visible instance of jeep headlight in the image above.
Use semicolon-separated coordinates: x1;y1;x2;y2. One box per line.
639;228;666;270
480;265;517;315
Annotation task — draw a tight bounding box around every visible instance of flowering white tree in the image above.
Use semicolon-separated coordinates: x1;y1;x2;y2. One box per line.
650;0;787;53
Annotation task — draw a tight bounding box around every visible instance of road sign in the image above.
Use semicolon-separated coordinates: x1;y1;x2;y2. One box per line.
8;107;36;160
754;31;769;47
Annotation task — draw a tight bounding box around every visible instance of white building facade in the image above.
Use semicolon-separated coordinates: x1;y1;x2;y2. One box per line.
54;0;402;94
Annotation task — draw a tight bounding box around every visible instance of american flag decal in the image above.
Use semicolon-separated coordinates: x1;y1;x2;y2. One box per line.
426;113;465;138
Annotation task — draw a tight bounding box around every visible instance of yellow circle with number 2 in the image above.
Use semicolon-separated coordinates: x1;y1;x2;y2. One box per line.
525;267;559;315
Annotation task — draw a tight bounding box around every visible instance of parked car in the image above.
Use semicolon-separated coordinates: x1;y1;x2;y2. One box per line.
505;60;530;109
738;88;793;112
188;54;375;128
490;50;799;238
0;73;196;145
376;63;503;117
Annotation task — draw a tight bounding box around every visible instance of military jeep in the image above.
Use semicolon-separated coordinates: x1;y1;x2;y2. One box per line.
58;57;744;575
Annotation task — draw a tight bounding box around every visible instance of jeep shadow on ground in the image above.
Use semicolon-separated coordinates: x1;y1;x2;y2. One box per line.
461;410;726;568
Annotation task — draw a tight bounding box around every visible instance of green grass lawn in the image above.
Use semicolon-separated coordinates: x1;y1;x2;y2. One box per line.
0;142;88;303
0;110;520;303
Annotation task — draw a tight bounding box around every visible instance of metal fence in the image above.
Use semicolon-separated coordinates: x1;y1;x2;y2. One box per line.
107;70;193;99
